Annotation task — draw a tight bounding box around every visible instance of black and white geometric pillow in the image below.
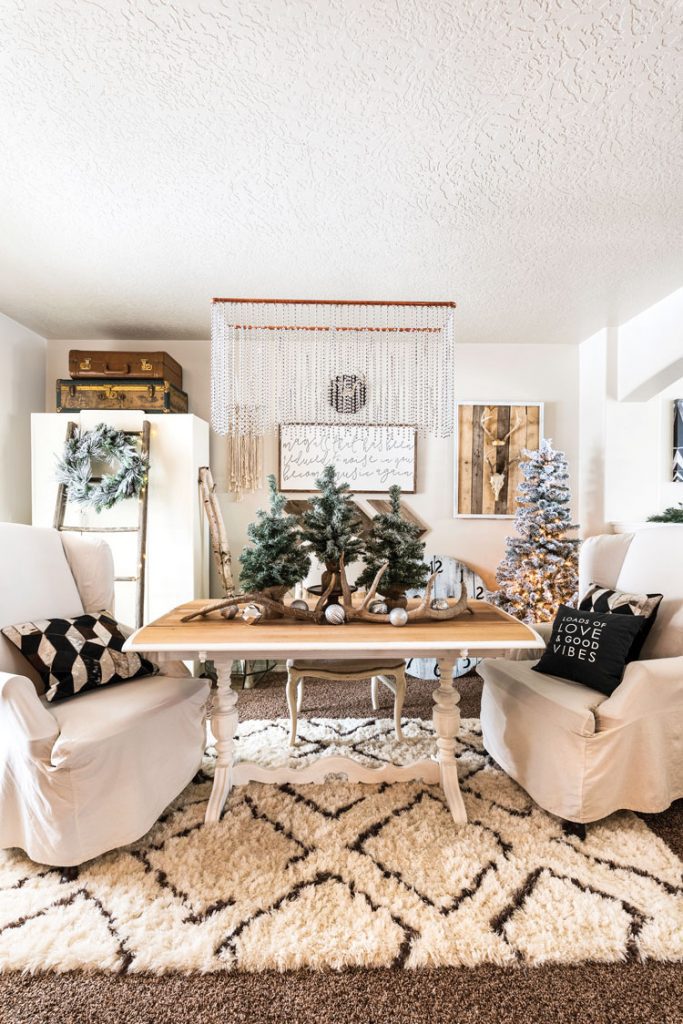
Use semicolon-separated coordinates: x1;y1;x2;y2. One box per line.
578;584;663;659
1;612;158;703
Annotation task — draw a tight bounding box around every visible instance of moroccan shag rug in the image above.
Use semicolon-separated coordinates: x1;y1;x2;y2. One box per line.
0;717;681;974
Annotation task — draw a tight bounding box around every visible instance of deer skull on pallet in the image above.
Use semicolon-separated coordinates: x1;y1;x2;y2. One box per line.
481;408;522;502
485;455;521;501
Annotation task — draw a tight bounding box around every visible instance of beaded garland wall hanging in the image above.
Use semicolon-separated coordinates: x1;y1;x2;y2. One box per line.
210;299;456;442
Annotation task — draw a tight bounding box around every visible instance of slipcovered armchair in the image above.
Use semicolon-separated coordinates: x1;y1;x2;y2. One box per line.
0;523;209;866
477;527;683;823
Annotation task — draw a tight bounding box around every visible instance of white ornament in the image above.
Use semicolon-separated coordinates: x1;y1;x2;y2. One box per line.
324;604;346;625
220;605;238;620
389;607;408;627
242;604;262;624
290;599;309;612
430;598;449;611
369;600;388;615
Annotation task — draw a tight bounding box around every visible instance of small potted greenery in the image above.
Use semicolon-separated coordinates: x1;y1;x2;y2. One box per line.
299;465;364;605
357;485;428;609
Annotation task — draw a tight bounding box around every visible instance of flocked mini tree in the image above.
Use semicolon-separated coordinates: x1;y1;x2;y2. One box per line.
490;439;579;623
357;485;428;608
299;464;364;590
239;475;310;599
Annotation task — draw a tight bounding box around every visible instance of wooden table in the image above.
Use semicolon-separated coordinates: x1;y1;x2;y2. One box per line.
125;600;541;826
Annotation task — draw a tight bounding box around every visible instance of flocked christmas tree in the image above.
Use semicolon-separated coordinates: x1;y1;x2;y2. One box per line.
239;475;310;599
357;485;428;608
490;439;579;623
299;464;364;589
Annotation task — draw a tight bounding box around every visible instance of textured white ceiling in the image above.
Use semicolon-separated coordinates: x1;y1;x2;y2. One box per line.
0;0;681;343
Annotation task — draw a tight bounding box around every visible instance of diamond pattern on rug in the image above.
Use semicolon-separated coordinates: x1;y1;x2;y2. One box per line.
0;718;681;973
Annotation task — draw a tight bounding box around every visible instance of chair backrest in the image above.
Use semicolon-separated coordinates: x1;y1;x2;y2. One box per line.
580;526;683;659
0;524;84;691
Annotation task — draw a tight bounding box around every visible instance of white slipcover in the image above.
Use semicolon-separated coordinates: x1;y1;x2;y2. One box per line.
478;526;683;823
0;523;209;865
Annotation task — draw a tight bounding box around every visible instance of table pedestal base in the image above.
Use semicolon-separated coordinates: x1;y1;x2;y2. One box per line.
205;655;468;826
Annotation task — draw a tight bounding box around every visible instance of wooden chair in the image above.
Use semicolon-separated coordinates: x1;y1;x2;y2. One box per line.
285;659;407;746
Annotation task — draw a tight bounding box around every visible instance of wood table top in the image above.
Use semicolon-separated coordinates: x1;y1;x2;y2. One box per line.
125;599;541;660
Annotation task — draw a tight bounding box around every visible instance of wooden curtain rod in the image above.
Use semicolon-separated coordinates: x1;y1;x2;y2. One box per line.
212;298;457;308
224;325;444;333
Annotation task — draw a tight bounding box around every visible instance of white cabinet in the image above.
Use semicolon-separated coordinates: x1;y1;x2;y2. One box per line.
32;412;209;626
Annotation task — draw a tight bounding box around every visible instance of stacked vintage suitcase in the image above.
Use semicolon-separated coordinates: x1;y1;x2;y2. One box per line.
56;351;188;413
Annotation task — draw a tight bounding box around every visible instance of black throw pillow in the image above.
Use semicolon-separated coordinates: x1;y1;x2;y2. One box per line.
532;605;644;696
578;584;663;660
1;611;158;702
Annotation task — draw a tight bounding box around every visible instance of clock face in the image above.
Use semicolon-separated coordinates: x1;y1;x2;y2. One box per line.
328;373;367;414
405;555;486;680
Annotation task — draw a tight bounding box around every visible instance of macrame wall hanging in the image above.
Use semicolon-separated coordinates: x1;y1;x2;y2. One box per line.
226;428;262;499
211;300;456;454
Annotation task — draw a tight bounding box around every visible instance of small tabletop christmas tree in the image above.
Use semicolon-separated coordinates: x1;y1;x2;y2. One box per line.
490;439;579;623
239;475;310;600
357;485;428;608
299;464;364;590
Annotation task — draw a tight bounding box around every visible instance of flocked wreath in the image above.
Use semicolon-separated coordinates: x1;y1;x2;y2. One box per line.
56;423;148;513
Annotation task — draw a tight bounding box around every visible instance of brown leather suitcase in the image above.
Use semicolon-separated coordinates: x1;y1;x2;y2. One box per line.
69;350;183;390
56;379;188;414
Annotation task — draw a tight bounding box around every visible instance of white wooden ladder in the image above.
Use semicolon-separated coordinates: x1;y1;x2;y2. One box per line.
53;420;151;628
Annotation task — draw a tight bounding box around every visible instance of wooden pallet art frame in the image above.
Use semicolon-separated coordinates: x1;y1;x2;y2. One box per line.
454;401;544;518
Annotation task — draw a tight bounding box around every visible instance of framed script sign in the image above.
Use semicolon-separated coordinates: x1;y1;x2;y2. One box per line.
279;424;417;492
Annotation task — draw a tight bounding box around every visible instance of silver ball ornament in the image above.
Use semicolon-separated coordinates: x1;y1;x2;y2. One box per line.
220;605;238;620
324;604;346;625
389;607;408;627
242;604;262;624
430;598;450;611
369;600;388;615
289;599;309;612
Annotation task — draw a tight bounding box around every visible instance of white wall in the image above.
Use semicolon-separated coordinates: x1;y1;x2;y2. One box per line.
579;301;683;531
617;287;683;401
46;339;580;593
0;312;46;523
578;328;609;536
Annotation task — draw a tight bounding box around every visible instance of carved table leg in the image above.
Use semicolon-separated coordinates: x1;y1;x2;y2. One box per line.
433;656;467;824
205;658;236;824
286;671;300;747
393;671;406;742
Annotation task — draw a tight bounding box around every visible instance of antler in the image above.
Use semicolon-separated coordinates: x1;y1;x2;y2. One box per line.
181;561;471;626
481;408;522;447
503;410;522;444
336;562;470;623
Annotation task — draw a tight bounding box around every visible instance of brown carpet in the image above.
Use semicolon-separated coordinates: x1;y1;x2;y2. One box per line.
2;672;682;1024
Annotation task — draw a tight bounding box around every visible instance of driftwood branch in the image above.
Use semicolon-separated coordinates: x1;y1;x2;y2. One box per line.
181;593;316;624
198;466;234;595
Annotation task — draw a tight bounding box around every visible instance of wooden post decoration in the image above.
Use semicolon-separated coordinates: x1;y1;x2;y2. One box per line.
198;466;235;595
